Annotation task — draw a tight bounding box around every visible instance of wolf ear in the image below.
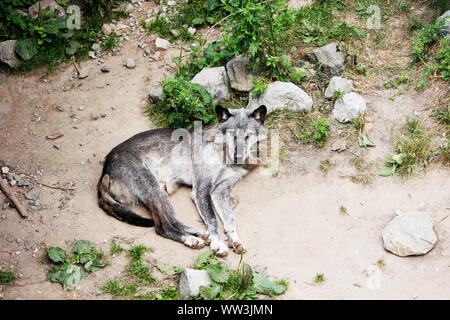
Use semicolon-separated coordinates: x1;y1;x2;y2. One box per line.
251;105;267;124
216;105;232;123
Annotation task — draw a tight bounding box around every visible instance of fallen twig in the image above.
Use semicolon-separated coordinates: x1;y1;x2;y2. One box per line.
34;181;75;191
0;178;28;218
0;250;12;255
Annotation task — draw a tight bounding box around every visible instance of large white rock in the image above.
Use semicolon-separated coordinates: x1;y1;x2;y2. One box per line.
191;67;231;104
308;42;345;74
155;37;170;50
226;56;260;92
248;81;313;113
437;10;450;37
178;268;213;299
28;0;65;19
332;92;366;122
0;40;19;68
382;211;437;257
324;76;354;98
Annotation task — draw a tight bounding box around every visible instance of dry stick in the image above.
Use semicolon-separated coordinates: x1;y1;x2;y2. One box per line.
0;178;28;218
72;55;80;74
34;181;75;191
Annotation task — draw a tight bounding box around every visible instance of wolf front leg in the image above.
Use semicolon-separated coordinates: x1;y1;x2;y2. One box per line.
211;175;245;254
191;182;229;257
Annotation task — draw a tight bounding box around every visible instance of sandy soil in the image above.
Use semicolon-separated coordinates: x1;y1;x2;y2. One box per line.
0;2;449;300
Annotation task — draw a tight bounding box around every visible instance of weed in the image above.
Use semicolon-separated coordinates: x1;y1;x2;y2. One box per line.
148;77;215;128
250;77;269;96
314;273;325;284
319;159;332;175
0;271;15;284
101;33;118;52
298;118;330;148
379;118;433;178
432;105;450;126
109;240;124;256
339;205;349;216
376;259;385;268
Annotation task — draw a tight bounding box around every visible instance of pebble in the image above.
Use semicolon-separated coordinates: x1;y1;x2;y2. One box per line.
1;167;9;174
78;106;85;111
88;51;96;59
53;144;61;150
101;64;110;73
16;238;23;244
125;58;136;69
78;68;89;79
25;244;33;251
7;237;13;242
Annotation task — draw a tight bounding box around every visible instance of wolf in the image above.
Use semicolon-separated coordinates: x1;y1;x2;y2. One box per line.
97;105;267;257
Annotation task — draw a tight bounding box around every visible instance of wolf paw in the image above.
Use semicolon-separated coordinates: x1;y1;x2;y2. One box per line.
210;239;228;257
227;238;246;254
183;236;206;249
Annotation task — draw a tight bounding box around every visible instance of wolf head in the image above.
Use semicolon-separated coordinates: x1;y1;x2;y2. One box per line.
215;105;267;165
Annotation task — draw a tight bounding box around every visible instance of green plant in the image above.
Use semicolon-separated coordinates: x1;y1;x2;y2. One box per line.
0;271;15;284
192;251;288;300
250;76;268;96
379;118;433;178
319;159;332;175
298;118;330;147
45;240;109;291
339;205;348;215
432;105;450;126
314;273;325;284
148;77;215;128
109;239;124;255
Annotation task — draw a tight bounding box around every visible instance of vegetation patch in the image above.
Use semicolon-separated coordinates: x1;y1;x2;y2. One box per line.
45;240;109;291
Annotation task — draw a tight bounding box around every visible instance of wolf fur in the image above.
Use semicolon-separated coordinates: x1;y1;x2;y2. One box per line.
98;105;267;256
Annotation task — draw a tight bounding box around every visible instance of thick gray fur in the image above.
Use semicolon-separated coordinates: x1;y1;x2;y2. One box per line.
98;105;267;256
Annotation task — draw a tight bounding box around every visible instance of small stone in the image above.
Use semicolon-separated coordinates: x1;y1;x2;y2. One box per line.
25;244;33;251
78;68;89;79
24;188;39;201
9;180;17;186
102;24;113;36
324;76;354;98
178;268;213;299
148;87;164;104
167;0;177;6
1;167;9;174
101;64;110;73
7;237;13;242
53;144;61;150
78;106;85;111
187;27;196;35
332;92;367;122
155;37;170;50
125;58;136;69
16;238;23;244
88;51;96;59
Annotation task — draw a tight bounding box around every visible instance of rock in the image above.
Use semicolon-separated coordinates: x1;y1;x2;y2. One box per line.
1;167;9;174
437;10;450;37
382;211;437;257
167;0;177;6
17;177;31;187
101;64;110;73
101;24;113;36
178;268;213;299
125;58;136;69
16;238;23;244
187;27;196;35
9;180;17;186
191;67;231;104
148;87;163;104
29;0;65;19
288;0;316;10
91;43;101;56
24;188;39;201
307;42;345;75
0;40;20;68
324;76;354;98
248;81;313;113
332;92;366;122
170;29;179;37
155;37;170;50
88;51;96;59
226;56;260;92
78;68;89;79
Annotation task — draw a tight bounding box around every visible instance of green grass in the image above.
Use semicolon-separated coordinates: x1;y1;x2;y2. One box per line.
314;273;325;284
0;271;15;284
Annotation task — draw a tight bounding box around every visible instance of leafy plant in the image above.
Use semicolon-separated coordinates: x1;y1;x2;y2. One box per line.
250;76;268;96
194;251;288;300
314;273;325;284
45;240;108;291
148;77;215;128
298;118;330;147
0;271;15;284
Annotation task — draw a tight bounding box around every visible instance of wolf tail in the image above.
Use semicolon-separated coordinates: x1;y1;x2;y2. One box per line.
97;174;155;227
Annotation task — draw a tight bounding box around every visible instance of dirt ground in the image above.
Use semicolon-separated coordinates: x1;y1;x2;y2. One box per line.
0;1;449;300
